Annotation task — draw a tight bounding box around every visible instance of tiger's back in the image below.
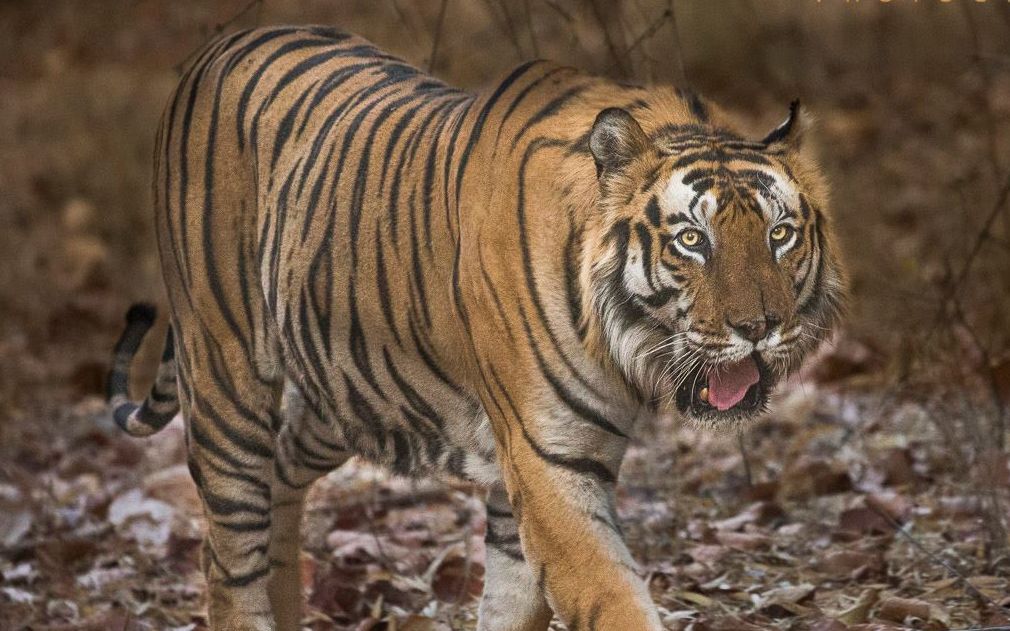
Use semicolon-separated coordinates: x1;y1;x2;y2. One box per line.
157;26;495;482
110;24;843;631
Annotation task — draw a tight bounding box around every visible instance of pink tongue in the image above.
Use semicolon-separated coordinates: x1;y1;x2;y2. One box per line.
707;357;760;411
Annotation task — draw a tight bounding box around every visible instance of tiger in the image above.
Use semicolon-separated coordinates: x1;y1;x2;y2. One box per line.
106;25;844;631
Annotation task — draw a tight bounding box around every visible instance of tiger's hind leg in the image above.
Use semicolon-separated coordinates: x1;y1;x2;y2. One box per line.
265;480;308;631
177;322;286;631
267;380;350;631
477;485;553;631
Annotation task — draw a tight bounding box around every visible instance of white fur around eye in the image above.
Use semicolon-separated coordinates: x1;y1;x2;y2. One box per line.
772;227;798;261
623;245;654;295
669;225;707;265
673;240;706;265
663;174;718;225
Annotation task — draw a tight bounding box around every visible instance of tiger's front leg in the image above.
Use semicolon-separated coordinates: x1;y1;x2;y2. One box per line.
483;383;663;630
478;485;553;631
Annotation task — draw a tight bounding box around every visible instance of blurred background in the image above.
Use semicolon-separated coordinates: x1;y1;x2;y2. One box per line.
1;1;1009;629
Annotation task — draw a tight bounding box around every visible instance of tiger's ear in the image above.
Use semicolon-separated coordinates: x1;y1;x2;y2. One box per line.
760;99;806;150
589;108;650;177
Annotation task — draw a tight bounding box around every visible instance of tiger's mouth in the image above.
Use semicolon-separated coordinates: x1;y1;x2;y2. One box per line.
674;352;774;421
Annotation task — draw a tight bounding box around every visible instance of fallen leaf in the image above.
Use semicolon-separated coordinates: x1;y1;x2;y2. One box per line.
430;554;483;603
808;620;850;631
399;615;451;631
1;587;35;604
838;507;892;535
781;457;852;499
756;583;816;618
816;549;885;579
327;529;411;565
836;589;880;625
0;510;32;548
673;591;716;608
714;530;771;551
876;596;930;625
713;501;785;531
865;491;912;522
108;488;175;554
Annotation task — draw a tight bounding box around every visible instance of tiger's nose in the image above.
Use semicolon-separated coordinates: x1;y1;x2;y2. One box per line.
727;314;781;343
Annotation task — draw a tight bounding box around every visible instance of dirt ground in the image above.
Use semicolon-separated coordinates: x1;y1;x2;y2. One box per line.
2;1;1010;629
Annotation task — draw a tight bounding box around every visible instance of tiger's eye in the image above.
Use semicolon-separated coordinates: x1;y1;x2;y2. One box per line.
678;229;703;248
770;224;792;242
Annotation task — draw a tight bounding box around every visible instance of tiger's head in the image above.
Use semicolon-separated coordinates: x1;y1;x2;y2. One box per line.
582;101;845;426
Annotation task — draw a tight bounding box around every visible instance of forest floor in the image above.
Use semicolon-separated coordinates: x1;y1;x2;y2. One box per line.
2;336;1010;631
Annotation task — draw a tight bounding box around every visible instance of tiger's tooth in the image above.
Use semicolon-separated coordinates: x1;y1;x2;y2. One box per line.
699;387;709;403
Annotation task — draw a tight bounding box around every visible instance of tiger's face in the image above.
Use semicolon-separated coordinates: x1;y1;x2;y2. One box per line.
585;104;844;425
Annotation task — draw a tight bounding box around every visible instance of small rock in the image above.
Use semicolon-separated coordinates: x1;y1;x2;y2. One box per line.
46;598;79;621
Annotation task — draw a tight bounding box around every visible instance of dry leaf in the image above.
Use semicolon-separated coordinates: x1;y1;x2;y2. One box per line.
714;530;771;551
877;596;930;624
838;507;892;536
836;589;880;625
757;583;816;618
816;549;885;579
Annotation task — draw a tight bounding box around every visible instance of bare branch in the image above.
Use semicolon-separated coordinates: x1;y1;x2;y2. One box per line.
522;0;540;58
481;0;525;62
620;9;670;60
172;0;263;76
543;0;575;25
588;0;630;78
387;0;424;47
427;0;451;73
667;0;687;84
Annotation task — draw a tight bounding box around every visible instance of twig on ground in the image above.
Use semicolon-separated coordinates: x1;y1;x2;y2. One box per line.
737;431;753;488
866;502;999;608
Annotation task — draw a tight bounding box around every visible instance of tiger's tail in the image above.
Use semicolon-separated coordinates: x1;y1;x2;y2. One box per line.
106;303;180;437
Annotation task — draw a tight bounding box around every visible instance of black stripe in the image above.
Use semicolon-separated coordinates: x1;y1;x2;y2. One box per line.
407;316;465;395
192;391;274;460
454;60;542;206
488;365;617;484
221;565;270;588
518;307;628;440
236;37;337;149
407;190;432;328
633;221;660;293
516;138;604;397
348;278;386;398
676;87;709;123
374;229;402;346
644;195;661;227
510;83;588;149
477;250;517;343
382;347;444;428
343;373;387;452
270;79;317;171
